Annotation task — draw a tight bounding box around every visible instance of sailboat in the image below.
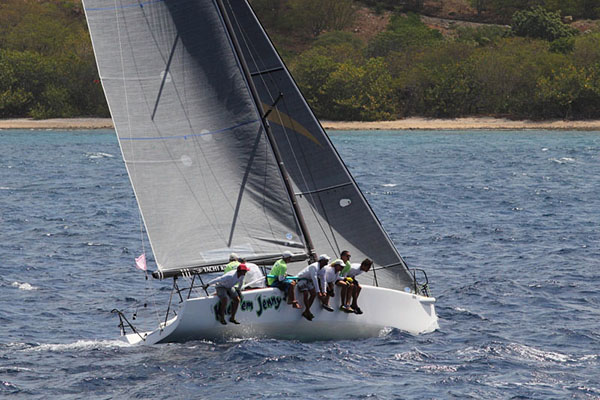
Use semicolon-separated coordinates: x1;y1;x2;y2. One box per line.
82;0;439;345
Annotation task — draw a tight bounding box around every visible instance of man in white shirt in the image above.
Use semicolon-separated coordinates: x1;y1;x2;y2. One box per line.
296;254;330;320
317;259;346;312
344;258;373;315
242;261;266;289
205;264;249;325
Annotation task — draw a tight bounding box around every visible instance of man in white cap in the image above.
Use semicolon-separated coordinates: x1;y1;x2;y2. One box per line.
296;254;330;320
268;251;301;309
317;259;347;312
205;263;250;325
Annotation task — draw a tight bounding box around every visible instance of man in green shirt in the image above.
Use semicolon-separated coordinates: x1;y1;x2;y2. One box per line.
268;251;301;309
223;253;240;273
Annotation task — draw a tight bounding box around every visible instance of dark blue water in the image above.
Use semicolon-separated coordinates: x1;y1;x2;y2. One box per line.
1;129;599;399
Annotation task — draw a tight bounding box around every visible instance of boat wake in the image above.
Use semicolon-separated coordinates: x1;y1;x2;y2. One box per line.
22;340;131;352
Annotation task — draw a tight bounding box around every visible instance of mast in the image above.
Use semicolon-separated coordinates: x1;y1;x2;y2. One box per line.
214;0;317;263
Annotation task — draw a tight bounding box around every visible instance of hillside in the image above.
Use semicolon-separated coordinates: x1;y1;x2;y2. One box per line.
1;0;600;121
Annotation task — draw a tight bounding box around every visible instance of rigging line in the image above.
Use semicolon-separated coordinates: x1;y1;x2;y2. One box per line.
226;3;340;254
222;2;288;251
225;1;311;252
218;0;310;254
228;2;353;256
196;0;282;249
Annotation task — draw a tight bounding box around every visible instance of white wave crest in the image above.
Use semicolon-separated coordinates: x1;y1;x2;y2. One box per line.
25;339;130;352
507;343;570;363
416;364;458;373
11;282;37;291
86;152;114;159
382;183;397;187
550;157;575;164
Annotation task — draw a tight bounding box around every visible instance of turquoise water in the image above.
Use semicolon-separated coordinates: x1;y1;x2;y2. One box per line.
1;129;599;398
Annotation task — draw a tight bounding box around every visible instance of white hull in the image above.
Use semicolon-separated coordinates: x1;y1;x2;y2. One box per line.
125;285;439;345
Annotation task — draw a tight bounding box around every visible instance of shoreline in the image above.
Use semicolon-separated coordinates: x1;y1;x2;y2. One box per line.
1;117;600;131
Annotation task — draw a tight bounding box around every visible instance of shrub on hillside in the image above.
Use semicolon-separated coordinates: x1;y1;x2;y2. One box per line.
322;58;397;120
511;6;578;41
366;13;442;57
455;25;510;46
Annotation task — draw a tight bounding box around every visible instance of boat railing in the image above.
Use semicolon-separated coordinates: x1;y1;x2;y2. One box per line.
111;309;146;342
410;268;431;297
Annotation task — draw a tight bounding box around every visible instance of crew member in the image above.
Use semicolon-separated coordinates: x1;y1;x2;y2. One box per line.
345;258;373;314
205;264;249;325
318;259;346;312
296;254;330;320
268;251;301;309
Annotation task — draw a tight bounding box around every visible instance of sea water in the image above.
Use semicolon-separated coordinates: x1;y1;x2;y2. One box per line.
1;129;599;399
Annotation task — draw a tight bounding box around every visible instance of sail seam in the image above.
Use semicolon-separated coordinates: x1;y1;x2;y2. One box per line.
119;119;259;141
86;0;164;12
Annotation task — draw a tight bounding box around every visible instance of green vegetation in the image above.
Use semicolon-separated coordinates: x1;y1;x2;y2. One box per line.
0;0;107;119
1;0;600;121
287;5;600;120
511;6;578;41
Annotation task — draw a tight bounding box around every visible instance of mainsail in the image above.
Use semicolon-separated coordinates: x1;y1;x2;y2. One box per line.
83;0;309;274
84;0;416;290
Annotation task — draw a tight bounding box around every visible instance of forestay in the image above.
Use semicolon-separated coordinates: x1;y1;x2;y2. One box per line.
83;0;308;274
222;1;415;290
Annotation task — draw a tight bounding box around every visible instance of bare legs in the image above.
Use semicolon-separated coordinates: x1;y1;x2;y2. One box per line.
301;289;316;320
287;281;301;309
217;295;240;324
335;280;353;311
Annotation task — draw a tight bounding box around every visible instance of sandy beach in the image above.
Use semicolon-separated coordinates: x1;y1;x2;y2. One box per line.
321;117;600;130
1;117;600;130
0;118;114;130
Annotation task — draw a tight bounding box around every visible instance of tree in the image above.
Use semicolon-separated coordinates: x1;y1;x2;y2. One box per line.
511;6;578;41
322;58;397;120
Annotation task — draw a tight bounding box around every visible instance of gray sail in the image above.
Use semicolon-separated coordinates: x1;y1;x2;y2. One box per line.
83;0;308;274
223;0;415;289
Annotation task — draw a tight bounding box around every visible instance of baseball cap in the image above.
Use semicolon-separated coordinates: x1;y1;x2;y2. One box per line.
282;250;293;259
237;263;250;272
318;254;330;262
331;259;344;267
229;252;239;261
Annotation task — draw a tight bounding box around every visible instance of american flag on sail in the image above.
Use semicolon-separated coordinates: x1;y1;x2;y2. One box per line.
135;253;147;271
